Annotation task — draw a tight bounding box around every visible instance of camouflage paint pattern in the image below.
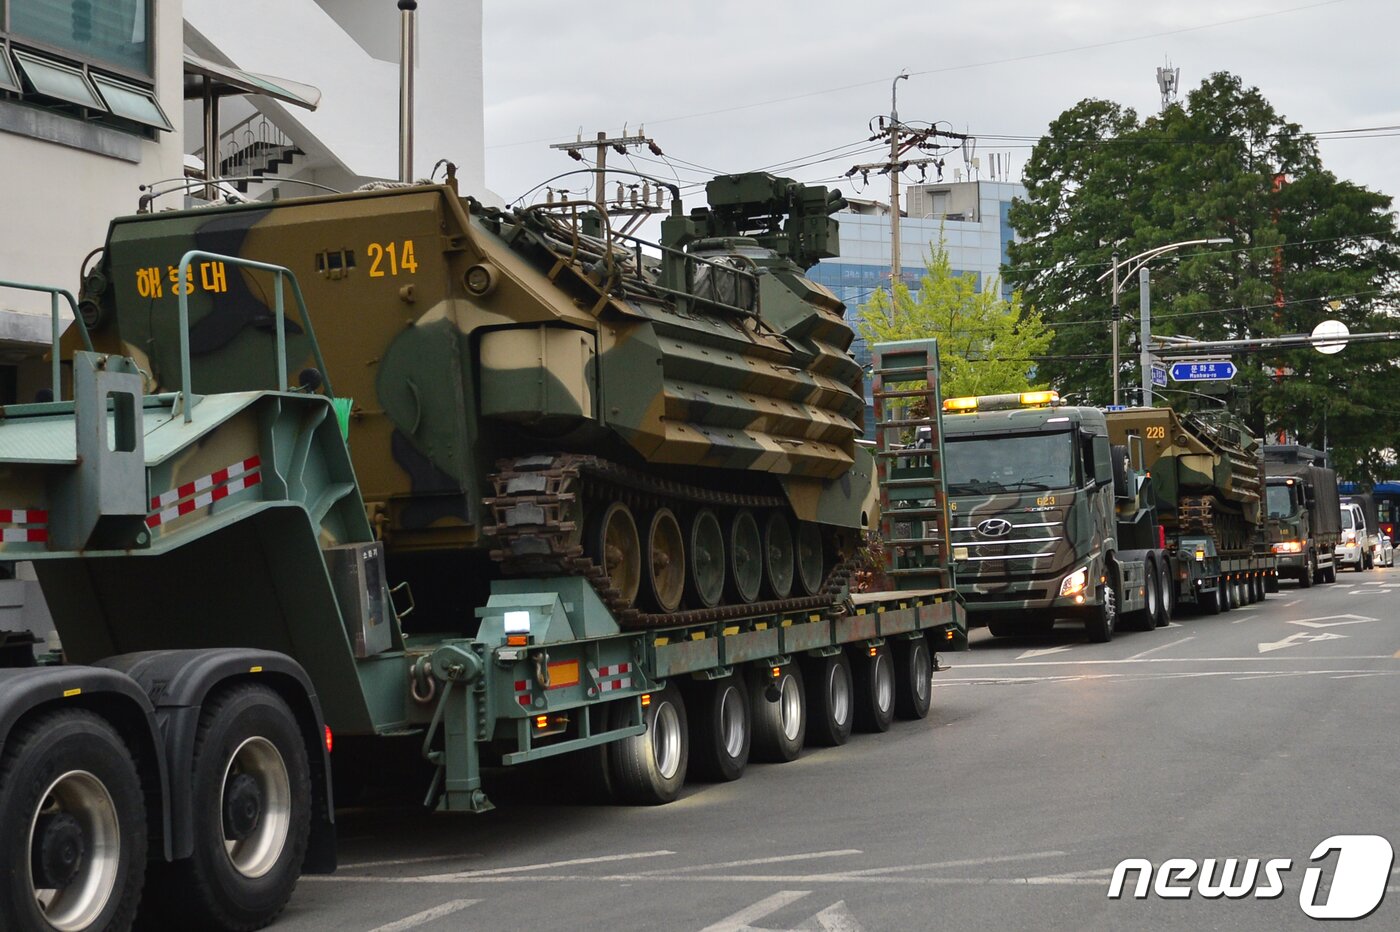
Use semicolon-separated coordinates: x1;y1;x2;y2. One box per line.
79;174;872;554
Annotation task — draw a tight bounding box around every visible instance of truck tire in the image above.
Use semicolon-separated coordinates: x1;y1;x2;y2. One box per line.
609;683;689;804
749;665;806;762
1221;579;1234;611
1322;561;1337;583
1084;568;1119;642
893;638;933;721
803;652;854;747
687;676;750;782
1298;551;1314;588
851;644;895;733
1155;556;1174;625
0;710;147;932
1200;583;1221;615
152;684;311;932
1127;557;1159;631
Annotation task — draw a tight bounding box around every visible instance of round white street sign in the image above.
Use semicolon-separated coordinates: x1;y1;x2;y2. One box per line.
1310;319;1349;355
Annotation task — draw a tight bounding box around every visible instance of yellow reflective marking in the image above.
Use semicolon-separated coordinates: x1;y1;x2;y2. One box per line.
249;665;263;673
654;637;670;646
546;660;580;689
781;619;793;627
809;614;821;623
722;626;740;636
690;632;707;641
63;688;81;697
877;606;886;614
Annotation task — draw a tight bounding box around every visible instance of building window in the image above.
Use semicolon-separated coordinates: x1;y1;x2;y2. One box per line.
7;0;150;76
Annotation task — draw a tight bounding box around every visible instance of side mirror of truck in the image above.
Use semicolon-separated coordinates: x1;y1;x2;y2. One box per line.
1303;486;1316;506
1092;435;1114;486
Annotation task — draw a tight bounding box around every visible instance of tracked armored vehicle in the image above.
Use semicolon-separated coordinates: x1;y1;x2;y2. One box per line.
73;172;873;627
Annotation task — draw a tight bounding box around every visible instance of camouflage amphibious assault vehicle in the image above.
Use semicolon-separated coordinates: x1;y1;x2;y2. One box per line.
72;173;873;626
1104;407;1263;556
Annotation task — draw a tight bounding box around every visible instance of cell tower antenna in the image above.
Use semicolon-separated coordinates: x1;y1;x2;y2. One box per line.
1156;57;1181;112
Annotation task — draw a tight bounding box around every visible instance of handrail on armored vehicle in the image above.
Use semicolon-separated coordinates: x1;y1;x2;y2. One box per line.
175;250;335;423
0;279;94;402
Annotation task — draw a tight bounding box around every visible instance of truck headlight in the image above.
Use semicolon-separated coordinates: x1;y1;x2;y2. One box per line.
1059;567;1089;598
1271;541;1302;554
1342;530;1356;545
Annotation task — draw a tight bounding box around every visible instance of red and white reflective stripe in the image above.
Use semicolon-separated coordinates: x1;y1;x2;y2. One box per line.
597;662;632;693
0;509;48;543
146;467;262;528
149;456;260;511
514;679;531;707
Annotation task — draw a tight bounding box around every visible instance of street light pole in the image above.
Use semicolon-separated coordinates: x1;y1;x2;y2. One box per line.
1096;236;1232;406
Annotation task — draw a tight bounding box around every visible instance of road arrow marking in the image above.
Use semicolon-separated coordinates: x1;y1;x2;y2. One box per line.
1258;631;1349;653
1289;614;1378;629
702;891;810;932
795;901;864;932
1016;646;1073;660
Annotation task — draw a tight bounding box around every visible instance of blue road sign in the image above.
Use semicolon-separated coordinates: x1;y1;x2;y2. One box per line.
1151;365;1168;388
1169;360;1236;382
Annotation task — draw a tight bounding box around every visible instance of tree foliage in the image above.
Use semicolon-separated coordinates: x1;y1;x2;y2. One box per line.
1006;72;1400;480
858;239;1053;399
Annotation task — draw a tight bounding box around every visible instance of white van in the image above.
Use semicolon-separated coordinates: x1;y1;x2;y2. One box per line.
1335;503;1373;571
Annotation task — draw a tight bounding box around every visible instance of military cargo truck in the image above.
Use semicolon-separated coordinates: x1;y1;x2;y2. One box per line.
0;176;962;931
941;392;1170;641
1264;445;1341;586
1103;407;1277;613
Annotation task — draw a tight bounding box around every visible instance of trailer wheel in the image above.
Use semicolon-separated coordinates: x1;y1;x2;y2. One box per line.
1298;551;1315;588
893;638;933;721
0;710;147;932
1220;579;1234;611
687;677;749;782
851;644;895;733
1084;567;1119;642
803;652;854;746
156;684;310;932
1155;557;1174;625
1200;582;1221;615
749;664;806;762
609;684;688;804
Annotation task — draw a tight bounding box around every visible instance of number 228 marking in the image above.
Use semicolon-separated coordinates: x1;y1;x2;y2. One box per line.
1145;426;1166;440
367;240;419;278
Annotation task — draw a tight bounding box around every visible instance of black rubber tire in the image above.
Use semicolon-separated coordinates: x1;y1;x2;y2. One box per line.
985;619;1015;638
1084;566;1119;642
749;665;806;763
686;677;750;782
1128;557;1159;631
150;684;311;932
803;652;854;747
1200;582;1221;615
0;710;147;932
851;644;896;733
1323;562;1337;583
1298;551;1314;588
1266;574;1280;593
1155;556;1174;625
1221;579;1234;612
609;683;688;804
893;638;934;721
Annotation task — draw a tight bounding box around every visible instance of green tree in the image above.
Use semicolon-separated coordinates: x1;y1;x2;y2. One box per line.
1006;71;1400;480
858;239;1053;399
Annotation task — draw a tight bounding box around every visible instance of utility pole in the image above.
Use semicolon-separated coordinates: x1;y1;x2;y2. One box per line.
847;76;974;294
1111;251;1120;405
550;127;664;221
1139;267;1152;407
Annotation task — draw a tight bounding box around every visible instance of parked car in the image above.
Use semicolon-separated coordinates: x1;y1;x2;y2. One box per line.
1335;502;1373;571
1374;532;1394;568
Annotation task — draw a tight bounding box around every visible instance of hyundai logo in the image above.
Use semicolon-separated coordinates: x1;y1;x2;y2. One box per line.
976;518;1013;538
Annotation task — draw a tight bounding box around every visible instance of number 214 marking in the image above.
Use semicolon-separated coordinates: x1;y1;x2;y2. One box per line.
367;240;419;278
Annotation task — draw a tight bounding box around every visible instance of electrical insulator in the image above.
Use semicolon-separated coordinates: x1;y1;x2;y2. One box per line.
615;182;625;206
629;186;639;208
546;188;554;205
648;141;663;156
641;180;651;204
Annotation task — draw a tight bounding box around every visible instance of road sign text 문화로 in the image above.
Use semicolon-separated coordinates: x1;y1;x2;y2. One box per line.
1169;360;1236;382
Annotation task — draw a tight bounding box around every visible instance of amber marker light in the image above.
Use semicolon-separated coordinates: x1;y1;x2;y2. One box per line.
868;646;878;657
640;693;652;707
535;715;549;730
943;396;979;412
1018;390;1059;407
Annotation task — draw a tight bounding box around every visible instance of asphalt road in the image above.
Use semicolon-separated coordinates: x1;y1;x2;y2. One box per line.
265;568;1399;932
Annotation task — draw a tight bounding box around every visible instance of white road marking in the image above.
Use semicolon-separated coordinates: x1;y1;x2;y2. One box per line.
417;849;673;880
1331;672;1388;679
938;668;1400;687
950;653;1395;668
1231;604;1260;611
635;850;861;876
701;891;811;932
1283;599;1301;607
1125;637;1193;660
305;871;1130;887
798;900;864;932
1289;614;1378;628
840;850;1067;877
366;899;479;932
340;853;485;870
1015;646;1073;660
1258;631;1347;653
1232;671;1317;681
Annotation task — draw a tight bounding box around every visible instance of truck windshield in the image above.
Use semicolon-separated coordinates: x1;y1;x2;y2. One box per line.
945;431;1075;494
1341;509;1354;529
1266;484;1295;518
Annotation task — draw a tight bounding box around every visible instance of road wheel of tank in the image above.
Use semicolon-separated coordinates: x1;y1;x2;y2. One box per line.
802;652;854;747
610;683;688;804
686;509;726;609
1155;556;1175;625
587;502;643;608
1084;566;1119;642
726;510;763;604
851;644;896;733
154;684;311;932
749;664;806;763
794;522;825;596
643;508;686;613
1298;551;1315;588
686;677;749;783
762;513;795;599
893;638;934;721
0;710;147;932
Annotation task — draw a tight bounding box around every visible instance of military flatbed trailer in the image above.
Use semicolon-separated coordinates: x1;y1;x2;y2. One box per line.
0;272;962;932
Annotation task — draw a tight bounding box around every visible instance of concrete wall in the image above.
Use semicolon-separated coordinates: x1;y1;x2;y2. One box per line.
0;0;187;320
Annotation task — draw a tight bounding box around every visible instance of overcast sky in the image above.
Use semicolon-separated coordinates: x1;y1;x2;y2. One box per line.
481;0;1400;218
